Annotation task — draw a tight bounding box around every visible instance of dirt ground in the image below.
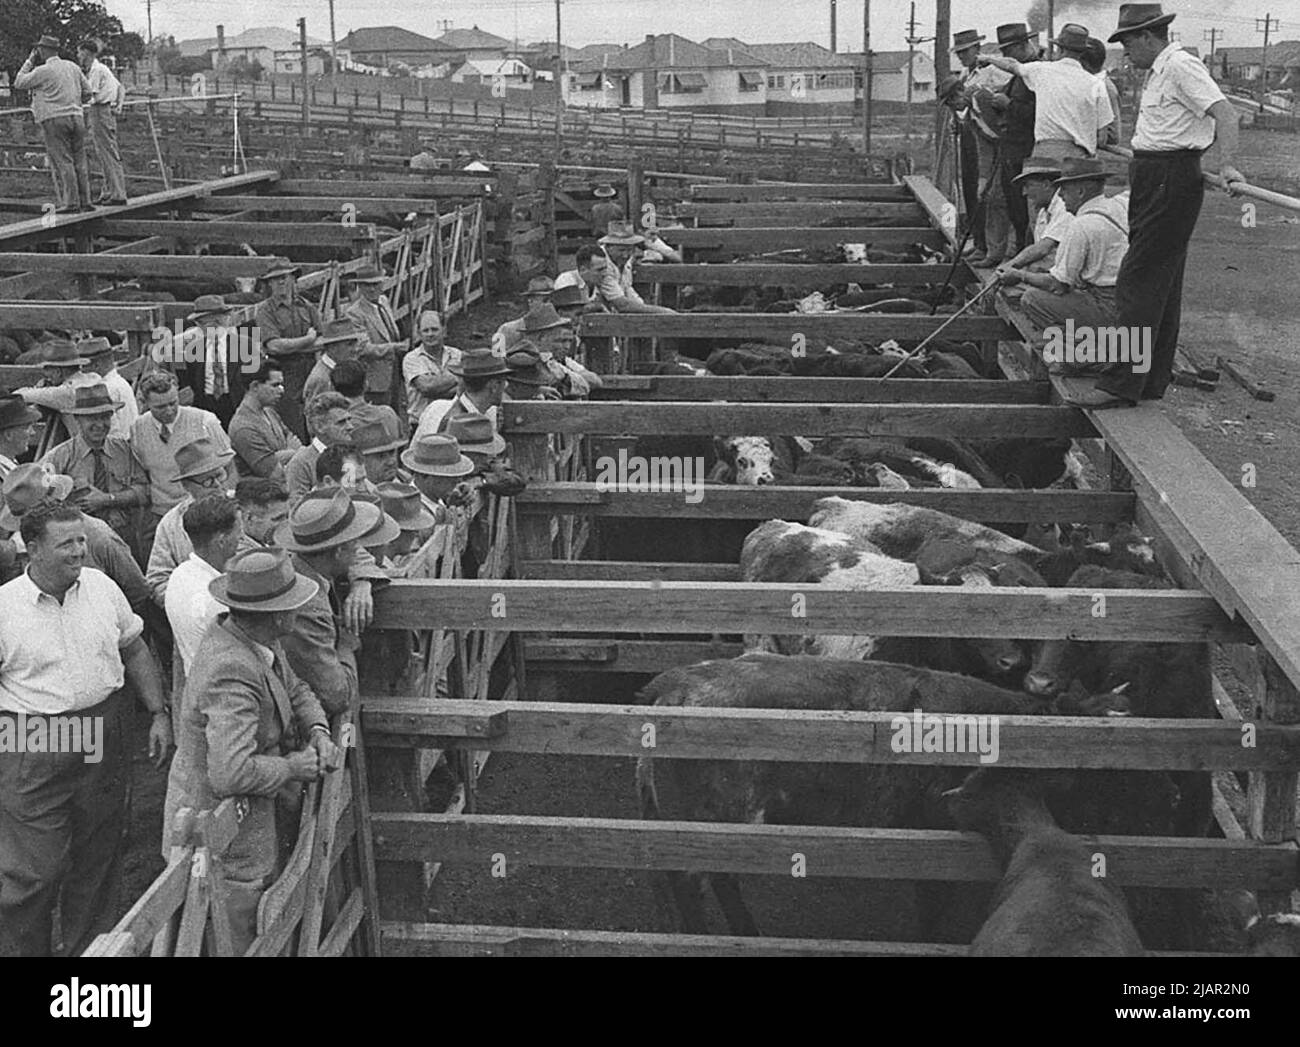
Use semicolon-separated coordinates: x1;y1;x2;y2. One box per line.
112;127;1298;949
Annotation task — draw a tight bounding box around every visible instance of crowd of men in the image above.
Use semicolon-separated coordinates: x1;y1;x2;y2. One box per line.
0;220;660;954
14;34;128;212
938;3;1245;406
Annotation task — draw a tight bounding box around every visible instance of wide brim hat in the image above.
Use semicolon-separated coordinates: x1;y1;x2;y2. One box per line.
78;336;115;362
66;383;124;414
599;220;646;246
522;302;570;333
996;22;1039;49
445;414;506;457
951;29;985;53
377;481;439;530
350;418;406;455
43;340;90;367
400;435;476;477
1108;4;1176;42
0;466;75;532
1011;156;1065;183
449;349;511;378
208;548;320;613
257;260;301;283
318;318;366;346
172;438;236;481
550;284;588;309
593;183;617;197
36;34;61;50
186;294;228;321
352;494;403;547
273;488;393;552
524;275;556;297
1052;23;1091;51
1053;158;1113;184
0;397;41;430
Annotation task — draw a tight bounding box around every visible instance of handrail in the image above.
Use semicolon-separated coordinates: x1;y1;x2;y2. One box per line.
1099;143;1300;213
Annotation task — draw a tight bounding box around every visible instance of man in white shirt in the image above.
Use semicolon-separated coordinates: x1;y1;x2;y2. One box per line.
554;244;621;309
997;156;1071;273
130;370;231;524
165;494;245;682
76;39;126;205
1077;2;1243;407
404;309;462;427
1001;158;1129;336
981;23;1114;159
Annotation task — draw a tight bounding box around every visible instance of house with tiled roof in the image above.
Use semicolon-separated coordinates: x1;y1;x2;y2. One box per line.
842;49;935;102
565;33;769;112
435;26;513;61
338;26;456;69
705;39;860;112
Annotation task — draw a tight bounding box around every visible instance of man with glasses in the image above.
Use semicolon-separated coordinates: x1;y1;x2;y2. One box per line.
144;437;236;605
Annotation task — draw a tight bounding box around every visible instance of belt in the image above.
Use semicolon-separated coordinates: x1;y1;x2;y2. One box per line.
1131;148;1205;159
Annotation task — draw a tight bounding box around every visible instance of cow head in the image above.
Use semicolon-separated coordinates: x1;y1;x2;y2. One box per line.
716;436;776;485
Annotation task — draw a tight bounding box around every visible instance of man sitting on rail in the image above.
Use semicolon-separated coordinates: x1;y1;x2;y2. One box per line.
598;222;677;314
998;157;1128;341
553;244;620;310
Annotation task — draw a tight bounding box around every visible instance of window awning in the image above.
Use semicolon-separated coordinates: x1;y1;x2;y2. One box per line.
675;71;708;88
738;71;763;86
575;71;602;86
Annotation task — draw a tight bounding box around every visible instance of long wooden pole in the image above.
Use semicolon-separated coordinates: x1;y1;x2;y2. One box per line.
862;0;872;152
1100;144;1300;212
554;0;564;156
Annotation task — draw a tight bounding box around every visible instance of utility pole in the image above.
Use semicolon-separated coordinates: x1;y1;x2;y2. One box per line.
934;0;950;151
904;2;934;143
554;0;564;156
298;17;309;129
862;0;872;152
1202;27;1220;60
1047;0;1055;59
831;0;837;52
329;0;338;72
1256;13;1279;106
146;0;153;46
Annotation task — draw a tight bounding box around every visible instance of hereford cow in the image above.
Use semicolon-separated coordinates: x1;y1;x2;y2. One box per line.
809;498;1041;560
635;653;1123;936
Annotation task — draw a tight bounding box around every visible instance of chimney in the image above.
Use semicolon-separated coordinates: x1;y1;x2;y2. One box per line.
728;47;734;65
217;24;226;58
645;34;655;46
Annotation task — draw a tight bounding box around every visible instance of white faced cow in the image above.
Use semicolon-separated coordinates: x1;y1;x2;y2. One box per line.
809;498;1042;561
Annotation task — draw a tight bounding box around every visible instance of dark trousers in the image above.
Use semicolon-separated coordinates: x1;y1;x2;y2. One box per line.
1000;144;1033;252
1098;151;1205;402
957;122;984;252
0;690;129;956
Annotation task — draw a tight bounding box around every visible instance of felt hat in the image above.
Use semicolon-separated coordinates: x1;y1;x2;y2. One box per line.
550;283;588;310
172;437;235;481
0;396;41;431
43;340;89;368
377;481;440;531
0;464;75;532
348;263;385;284
256;259;301;283
598;219;645;246
449;347;511;379
36;34;62;51
318;318;366;347
996;23;1039;49
504;345;549;387
446;414;505;458
78;336;115;364
1011;155;1065;183
273;487;392;552
65;382;123;415
952;29;985;53
187;294;227;321
1053;23;1091;52
593;183;617;198
400;434;475;477
352;491;403;547
1108;4;1176;43
350;418;406;456
522;302;570;333
524;275;555;297
208;547;319;612
1052;157;1112;184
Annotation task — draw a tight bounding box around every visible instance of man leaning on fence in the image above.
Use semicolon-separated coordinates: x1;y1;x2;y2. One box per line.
0;501;170;957
163;547;340;956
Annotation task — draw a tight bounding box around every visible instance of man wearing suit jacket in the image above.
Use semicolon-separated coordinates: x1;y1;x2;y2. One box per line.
163;548;340;956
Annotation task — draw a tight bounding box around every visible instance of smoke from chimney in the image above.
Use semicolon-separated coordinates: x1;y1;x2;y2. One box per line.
1025;0;1115;35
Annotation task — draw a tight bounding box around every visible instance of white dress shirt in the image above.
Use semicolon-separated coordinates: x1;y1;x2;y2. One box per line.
1130;43;1226;152
164;553;223;675
1019;56;1115;154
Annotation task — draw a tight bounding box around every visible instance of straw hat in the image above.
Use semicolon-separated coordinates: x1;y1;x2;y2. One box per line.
598;220;645;246
593;183;617;198
208;547;320;613
1052;23;1091;53
400;434;475;477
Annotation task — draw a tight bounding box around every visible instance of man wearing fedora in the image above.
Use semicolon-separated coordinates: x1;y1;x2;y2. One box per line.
492;276;555;356
228;359;303;484
80;337;138;439
991;23;1043;252
0;500;169;956
0;396;40;480
164;546;339;955
1001;158;1129;338
277;488;398;717
178;294;242;426
400;433;475;511
996;156;1071;273
342;264;404;416
405;309;463;429
599;222;677;314
0;464;150;614
14;34;93;214
145;437;237;605
42;382;150;559
1077;2;1243;407
982;22;1114;160
286;392;356;506
15;339;91;445
590;182;624;238
330;359;404;445
413;348;509;441
518;303;603;397
303;318;366;423
255;261;322;442
951;30;1011;264
505;345;562;402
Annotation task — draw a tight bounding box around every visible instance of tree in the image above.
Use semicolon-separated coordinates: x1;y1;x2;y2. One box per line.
109;31;145;69
2;0;124;100
225;56;263;82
